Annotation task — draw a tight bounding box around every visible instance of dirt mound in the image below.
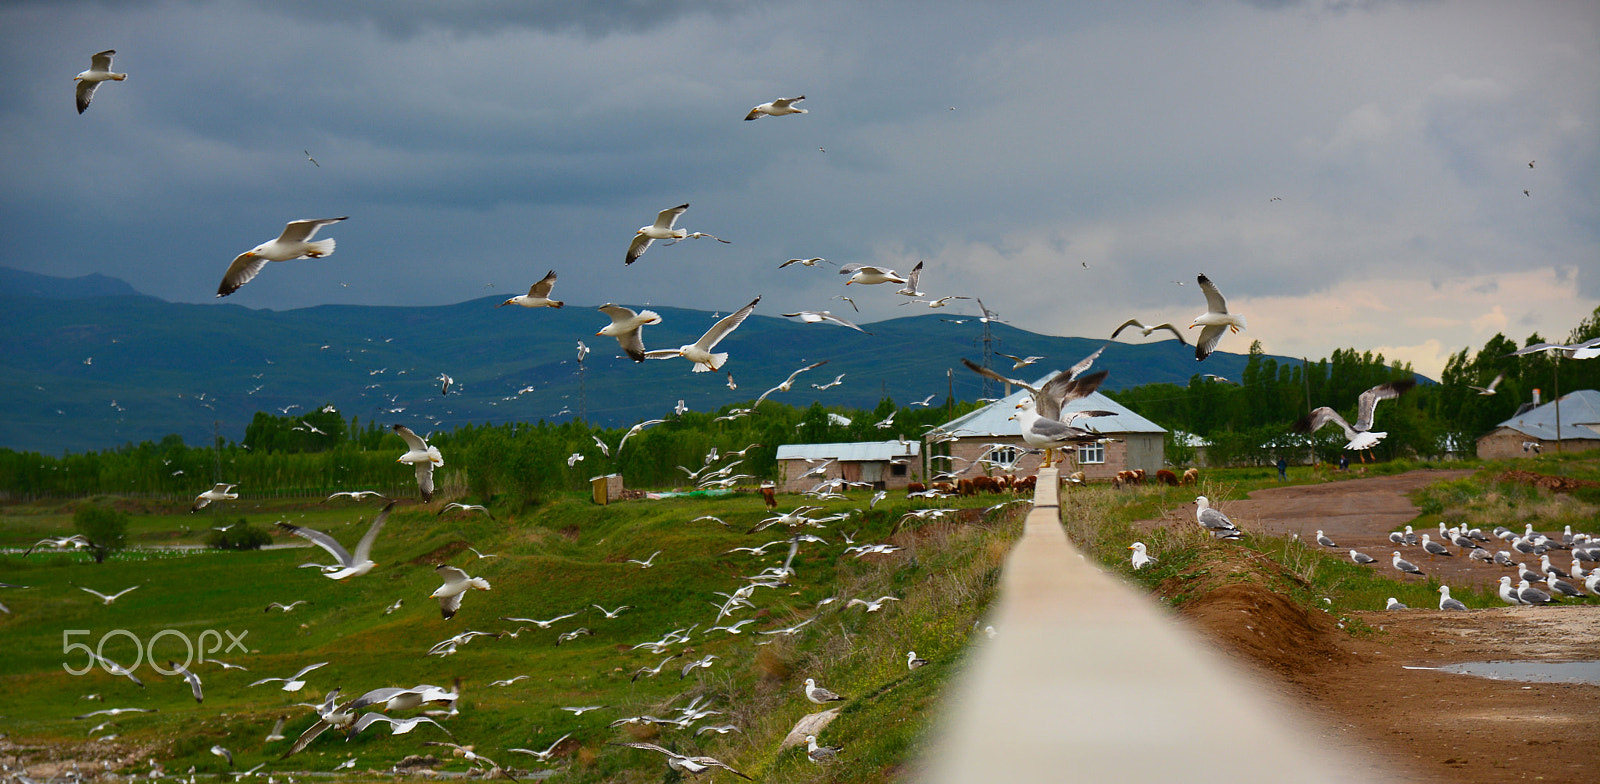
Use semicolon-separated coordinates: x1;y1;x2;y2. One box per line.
1495;469;1600;494
1176;581;1347;677
407;539;469;565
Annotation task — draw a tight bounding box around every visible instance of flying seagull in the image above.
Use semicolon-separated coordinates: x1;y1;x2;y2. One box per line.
838;264;908;286
611;741;754;779
1111;318;1188;346
1467;372;1504;396
644;296;761;372
432;565;491;620
745;95;806;120
1190;274;1247;360
79;585;139;605
75;50;126;114
626;203;716;265
497;270;563;309
597;303;662;362
1294;378;1417;453
894;261;926;297
754;361;831;407
779;257;830;268
191;483;238;512
961;357;1111;467
174;661;204;703
782;310;870;333
248;661;328;692
217;218;347;297
275;501;396;580
393;424;443;502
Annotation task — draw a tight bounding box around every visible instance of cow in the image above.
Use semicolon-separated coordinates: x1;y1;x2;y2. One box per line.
1181;468;1199;486
1155;469;1178;487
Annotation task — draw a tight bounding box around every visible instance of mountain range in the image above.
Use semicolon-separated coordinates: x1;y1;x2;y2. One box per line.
1;266;1291;454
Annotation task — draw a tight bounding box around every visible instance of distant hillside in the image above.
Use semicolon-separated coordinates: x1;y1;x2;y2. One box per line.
0;268;1295;454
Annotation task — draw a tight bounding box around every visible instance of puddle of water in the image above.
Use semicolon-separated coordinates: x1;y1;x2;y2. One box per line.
1403;660;1600;685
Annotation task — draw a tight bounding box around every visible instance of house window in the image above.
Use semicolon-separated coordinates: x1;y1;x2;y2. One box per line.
984;446;1021;467
890;462;907;477
1077;442;1105;464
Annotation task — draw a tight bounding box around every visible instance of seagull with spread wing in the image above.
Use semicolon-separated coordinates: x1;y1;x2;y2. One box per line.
961;354;1114;467
497;270;563;309
644;296;760;372
745;95;806;120
782;310;870;333
1294;378;1417;456
1189;274;1247;360
754;361;829;407
276;501;396;580
393;425;442;502
217;218;347;297
1111;318;1188;345
74;50;126;114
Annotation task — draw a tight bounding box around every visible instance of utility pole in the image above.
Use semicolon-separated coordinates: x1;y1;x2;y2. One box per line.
576;340;589;422
213;419;222;482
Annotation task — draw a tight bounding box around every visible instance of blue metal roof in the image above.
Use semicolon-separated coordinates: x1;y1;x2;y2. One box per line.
1494;389;1600;440
776;440;920;462
936;371;1167;438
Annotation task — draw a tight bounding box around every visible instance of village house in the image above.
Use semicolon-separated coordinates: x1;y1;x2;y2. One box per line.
1476;389;1600;458
775;440;921;493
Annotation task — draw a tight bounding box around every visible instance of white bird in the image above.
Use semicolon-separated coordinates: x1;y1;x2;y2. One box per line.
779;257;830;268
1421;533;1453;558
276;501;395;580
326;490;386;502
894;261;926;297
997;353;1044;370
961;356;1111;467
247;661;328;692
1392;551;1426;577
509;733;572;762
499;611;578;628
626;550;662;569
266;600;308;612
626;203;700;265
596;303;662;362
348;713;452;739
432;565;491;620
567;452;585;467
1194;495;1239;534
804;735;844;764
1189;274;1247;360
754;361;830;407
803;677;845;703
1384;597;1408;610
592;604;632;619
74;50;126;114
210;745;233;767
264;715;288;742
782;310;870;333
1315;530;1337;548
393;425;443;502
496;270;563;309
438;502;492;519
1437;585;1468;611
217;218;347;297
1467;372;1504;396
1517;579;1556;606
191;483;239;512
644;296;761;372
609;741;754;779
1295;379;1417;452
617;418;667;452
1128;542;1155;570
907;651;929;670
745;95;807;120
24;534;92;555
838;263;907;286
79;585;138;605
1497;576;1524;605
1111;318;1188;345
1349;550;1376;565
172;661;204;703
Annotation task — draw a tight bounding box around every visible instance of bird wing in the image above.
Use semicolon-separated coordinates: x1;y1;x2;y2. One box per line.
653;204;689;230
774;96;804;108
180;664;204;702
1110;319;1146;339
1197;274;1229;314
959;358;1039;396
1353;378;1416;432
277;217;346;244
1036;369;1108;421
350;500;397;563
694;296;760;351
414;463;435;502
625;234;653;265
529;270;558;298
392;424;429;452
1193;324;1227;361
902;261;923;291
436;565;470;586
218;252;270;297
1150;323;1188;345
80;587;109;601
276;522;353;566
75;78;100;114
1294;407;1358;441
437;591;464;619
1067;345;1104;380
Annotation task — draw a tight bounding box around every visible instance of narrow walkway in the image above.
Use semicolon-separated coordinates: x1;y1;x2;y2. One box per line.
920;467;1383;783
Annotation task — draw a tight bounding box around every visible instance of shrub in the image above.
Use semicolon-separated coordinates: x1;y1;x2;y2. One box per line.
72;502;128;563
205;518;272;550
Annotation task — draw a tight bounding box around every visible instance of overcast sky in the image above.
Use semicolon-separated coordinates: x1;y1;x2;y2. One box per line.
2;0;1595;378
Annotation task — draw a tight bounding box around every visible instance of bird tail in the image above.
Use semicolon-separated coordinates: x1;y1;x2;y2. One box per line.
470;578;491;591
693;353;728;372
1233;314;1248;330
549;299;564;308
428;446;443;466
307;238;336;257
638;310;662;325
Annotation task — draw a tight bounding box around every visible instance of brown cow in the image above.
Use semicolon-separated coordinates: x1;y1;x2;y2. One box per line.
1181;468;1199;486
759;484;777;509
1155;469;1178;487
906;482;927;495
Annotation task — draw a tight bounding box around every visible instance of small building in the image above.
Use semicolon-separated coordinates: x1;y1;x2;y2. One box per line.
1476;390;1600;459
775;440;920;493
933;375;1166;480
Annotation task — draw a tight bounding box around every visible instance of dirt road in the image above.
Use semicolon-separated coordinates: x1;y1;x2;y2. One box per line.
1144;470;1600;784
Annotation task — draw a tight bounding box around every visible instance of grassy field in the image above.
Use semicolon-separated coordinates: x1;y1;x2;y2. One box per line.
3;452;1594;782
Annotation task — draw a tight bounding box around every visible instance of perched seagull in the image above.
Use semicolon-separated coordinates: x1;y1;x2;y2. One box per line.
1128;542;1155;570
1111;319;1188;345
1315;530;1337;548
1391;551;1426;577
80;585;138;605
74;50;126;114
805;735;844;764
960;357;1111;467
803;678;845;704
1517;579;1556;606
497;270;563;309
779;257;831;268
907;651;929;670
217;217;347;297
644;296;761;372
609;741;754;780
596;303;662;361
894;261;926;297
838;263;908;286
432;565;491;620
509;733;572;762
782;310;871;333
1295;379;1417;453
626;550;662;569
1421;534;1453;558
276;501;395;580
326;490;386;502
173;661;204;703
745;95;807;120
1384;597;1409;610
1349;550;1376;565
1468;372;1505;396
1190;274;1247;361
1194;496;1239;535
191;483;239;512
393;425;443;502
626;203;697;265
997;353;1044;370
1437;585;1468;611
1497;576;1524;606
248;661;328;692
266;600;308;612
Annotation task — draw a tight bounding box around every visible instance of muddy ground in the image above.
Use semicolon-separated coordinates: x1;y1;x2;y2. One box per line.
1142;470;1600;784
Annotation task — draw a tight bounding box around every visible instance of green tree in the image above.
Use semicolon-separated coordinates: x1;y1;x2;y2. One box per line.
73;502;129;563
